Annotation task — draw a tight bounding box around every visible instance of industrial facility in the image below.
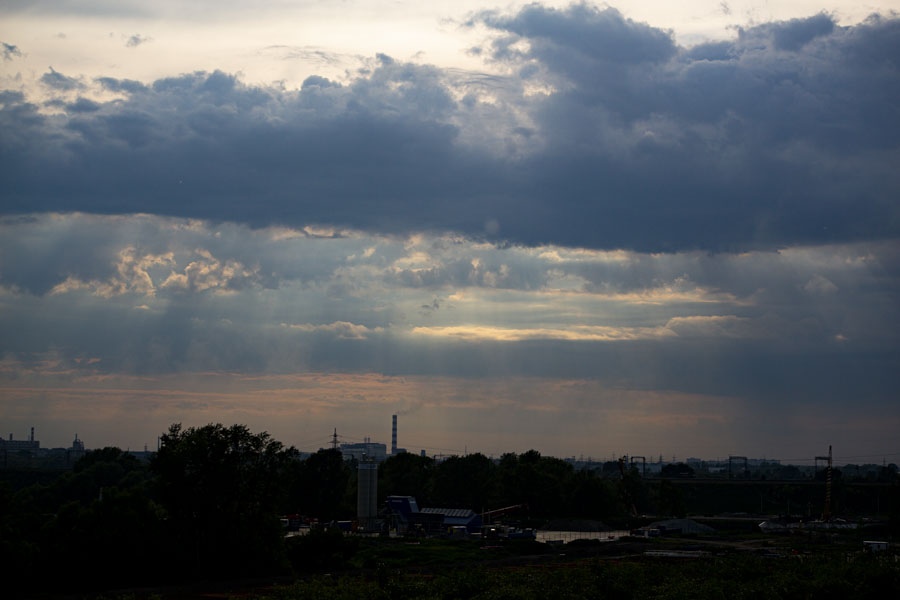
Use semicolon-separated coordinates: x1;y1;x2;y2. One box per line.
339;414;406;463
1;427;40;452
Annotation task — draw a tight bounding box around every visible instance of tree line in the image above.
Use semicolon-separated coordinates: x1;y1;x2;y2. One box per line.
0;424;632;591
2;423;897;593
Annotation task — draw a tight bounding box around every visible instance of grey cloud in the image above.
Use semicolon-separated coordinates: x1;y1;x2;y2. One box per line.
65;97;102;113
264;46;349;69
2;11;899;252
40;67;83;91
2;42;23;61
768;12;836;51
125;34;151;48
477;4;677;68
493;10;900;250
301;75;340;90
97;77;148;94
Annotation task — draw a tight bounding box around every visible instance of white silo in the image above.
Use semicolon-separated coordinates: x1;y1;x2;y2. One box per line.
357;458;378;530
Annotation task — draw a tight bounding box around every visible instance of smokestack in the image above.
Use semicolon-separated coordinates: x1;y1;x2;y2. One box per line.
30;427;34;442
391;415;397;454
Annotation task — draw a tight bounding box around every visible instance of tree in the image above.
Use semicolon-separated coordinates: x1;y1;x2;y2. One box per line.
296;448;352;521
431;453;498;510
497;450;576;518
571;470;619;519
661;462;695;479
656;479;686;517
379;452;435;504
151;423;298;578
3;446;163;591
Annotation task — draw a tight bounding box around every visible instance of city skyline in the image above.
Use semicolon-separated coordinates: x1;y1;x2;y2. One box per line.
3;419;898;469
2;2;899;460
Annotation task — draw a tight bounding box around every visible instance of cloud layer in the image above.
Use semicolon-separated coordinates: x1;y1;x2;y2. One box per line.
2;7;898;251
1;213;897;454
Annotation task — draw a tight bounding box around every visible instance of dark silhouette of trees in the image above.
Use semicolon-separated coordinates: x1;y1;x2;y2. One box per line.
372;449;632;522
151;423;299;578
494;450;576;518
660;462;695;479
379;452;435;505
431;453;498;510
380;449;624;522
571;469;620;518
656;479;687;517
295;448;352;521
1;446;163;591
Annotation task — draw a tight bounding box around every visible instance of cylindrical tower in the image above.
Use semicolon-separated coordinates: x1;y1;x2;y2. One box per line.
391;415;398;455
357;459;378;530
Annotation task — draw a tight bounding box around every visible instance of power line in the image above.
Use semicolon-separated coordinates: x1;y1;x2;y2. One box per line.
776;452;900;464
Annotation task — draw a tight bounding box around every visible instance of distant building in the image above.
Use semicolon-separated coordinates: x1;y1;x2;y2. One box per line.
385;495;483;536
68;434;86;464
340;438;387;462
0;428;40;453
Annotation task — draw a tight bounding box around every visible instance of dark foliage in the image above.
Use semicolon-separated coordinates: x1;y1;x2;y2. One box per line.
379;449;625;521
294;449;352;521
0;446;163;592
151;423;299;579
378;452;435;505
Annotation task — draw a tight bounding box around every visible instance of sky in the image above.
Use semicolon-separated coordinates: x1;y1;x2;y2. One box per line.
1;1;899;464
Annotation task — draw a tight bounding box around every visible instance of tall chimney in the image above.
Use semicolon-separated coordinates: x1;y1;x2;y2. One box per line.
30;427;34;442
391;415;397;454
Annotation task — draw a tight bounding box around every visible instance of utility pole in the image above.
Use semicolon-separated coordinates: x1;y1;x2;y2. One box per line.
331;428;339;451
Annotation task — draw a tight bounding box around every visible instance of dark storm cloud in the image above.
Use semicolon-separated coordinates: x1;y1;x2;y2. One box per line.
475;2;677;68
768;12;836;50
1;7;899;252
477;6;900;251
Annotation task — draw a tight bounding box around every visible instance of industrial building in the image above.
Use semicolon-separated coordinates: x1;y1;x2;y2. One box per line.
385;495;482;537
340;438;387;462
339;415;409;463
0;427;40;452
